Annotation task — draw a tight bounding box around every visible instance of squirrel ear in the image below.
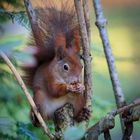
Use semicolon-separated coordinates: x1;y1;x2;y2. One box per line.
55;33;66;49
55;33;66;60
73;30;80;53
56;47;65;60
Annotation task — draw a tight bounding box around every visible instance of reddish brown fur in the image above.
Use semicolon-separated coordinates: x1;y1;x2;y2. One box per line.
23;46;55;87
24;0;87;125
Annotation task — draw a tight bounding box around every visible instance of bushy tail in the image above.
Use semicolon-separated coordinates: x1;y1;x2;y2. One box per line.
35;0;79;47
23;0;80;88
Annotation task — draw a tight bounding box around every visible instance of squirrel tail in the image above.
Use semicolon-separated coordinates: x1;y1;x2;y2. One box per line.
30;0;79;47
23;0;80;88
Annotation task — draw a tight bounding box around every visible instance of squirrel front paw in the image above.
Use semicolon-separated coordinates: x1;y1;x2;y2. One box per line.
67;83;85;94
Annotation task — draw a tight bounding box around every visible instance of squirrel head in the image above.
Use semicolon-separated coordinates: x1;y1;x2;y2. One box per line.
53;31;83;84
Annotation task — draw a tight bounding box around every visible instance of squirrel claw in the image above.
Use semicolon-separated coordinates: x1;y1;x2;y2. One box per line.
76;107;91;122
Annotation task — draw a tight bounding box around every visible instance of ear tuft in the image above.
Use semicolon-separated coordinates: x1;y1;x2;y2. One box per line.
73;30;80;53
55;33;67;60
55;33;66;49
56;47;65;60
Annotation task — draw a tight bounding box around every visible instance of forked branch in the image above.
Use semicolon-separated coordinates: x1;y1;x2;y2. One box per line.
82;99;140;140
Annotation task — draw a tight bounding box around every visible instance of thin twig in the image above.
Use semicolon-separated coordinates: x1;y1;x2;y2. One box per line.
0;51;55;140
115;99;140;116
82;0;91;45
74;0;93;127
93;0;126;132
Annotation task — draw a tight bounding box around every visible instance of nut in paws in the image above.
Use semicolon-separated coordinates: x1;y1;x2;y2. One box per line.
67;83;85;94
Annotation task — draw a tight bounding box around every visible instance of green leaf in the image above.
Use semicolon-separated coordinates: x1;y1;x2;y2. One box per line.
0;117;17;138
0;9;30;29
17;122;40;140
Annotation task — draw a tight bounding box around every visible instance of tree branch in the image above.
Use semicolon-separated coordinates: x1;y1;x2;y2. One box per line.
82;99;140;140
54;103;74;139
74;0;93;127
104;130;112;140
115;99;140;115
24;0;45;47
93;0;126;132
0;51;55;140
82;0;91;45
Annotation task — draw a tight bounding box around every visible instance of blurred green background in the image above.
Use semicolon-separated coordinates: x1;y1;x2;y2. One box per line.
0;0;140;140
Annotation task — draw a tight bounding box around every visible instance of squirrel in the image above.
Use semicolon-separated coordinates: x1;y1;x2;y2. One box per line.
23;0;90;126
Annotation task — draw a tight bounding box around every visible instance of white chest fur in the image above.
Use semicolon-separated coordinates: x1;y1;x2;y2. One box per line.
42;96;67;118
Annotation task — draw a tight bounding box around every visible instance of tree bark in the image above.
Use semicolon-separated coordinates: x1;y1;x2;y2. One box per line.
104;130;112;140
93;0;126;132
24;0;45;47
54;103;74;140
81;99;140;140
82;0;91;45
74;0;93;127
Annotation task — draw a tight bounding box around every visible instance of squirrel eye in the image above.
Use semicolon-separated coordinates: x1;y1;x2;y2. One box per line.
63;63;69;71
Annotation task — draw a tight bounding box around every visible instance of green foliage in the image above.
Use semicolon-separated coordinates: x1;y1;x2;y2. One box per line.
0;0;24;23
0;0;23;9
0;9;30;29
17;122;40;140
88;96;114;129
0;34;49;139
0;117;40;140
0;118;17;139
13;11;30;29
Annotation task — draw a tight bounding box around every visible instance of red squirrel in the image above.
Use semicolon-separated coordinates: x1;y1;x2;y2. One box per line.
24;0;90;126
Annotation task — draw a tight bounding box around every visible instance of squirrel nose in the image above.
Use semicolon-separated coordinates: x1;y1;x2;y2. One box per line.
69;76;80;84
